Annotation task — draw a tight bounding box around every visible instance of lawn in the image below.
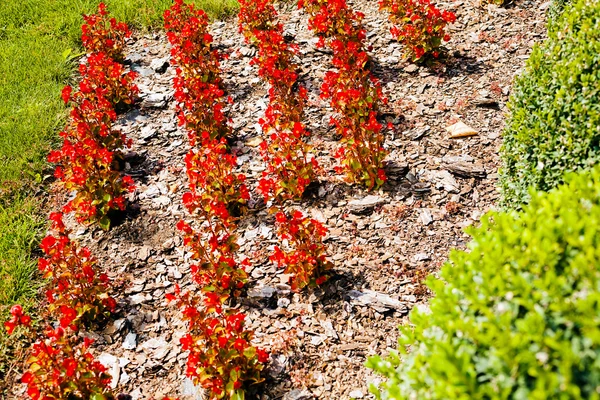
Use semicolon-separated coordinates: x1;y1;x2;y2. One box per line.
0;0;238;383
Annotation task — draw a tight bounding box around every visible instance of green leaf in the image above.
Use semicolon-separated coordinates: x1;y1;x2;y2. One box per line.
98;215;111;231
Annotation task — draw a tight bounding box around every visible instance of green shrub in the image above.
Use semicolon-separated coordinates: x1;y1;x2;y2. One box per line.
499;0;600;207
548;0;571;21
367;167;600;399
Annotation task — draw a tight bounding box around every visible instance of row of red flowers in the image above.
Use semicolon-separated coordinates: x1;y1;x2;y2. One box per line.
238;0;333;291
239;0;317;202
50;2;137;230
299;0;389;190
4;4;134;399
165;1;267;398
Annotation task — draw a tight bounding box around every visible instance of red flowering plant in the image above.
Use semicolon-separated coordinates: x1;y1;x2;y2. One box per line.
166;286;267;400
167;4;268;397
165;0;232;145
82;2;132;61
238;1;318;200
299;0;389;189
173;74;231;146
254;34;318;200
177;216;248;304
256;119;318;201
4;305;32;335
237;0;279;43
38;212;116;328
379;0;456;61
71;52;139;110
50;5;137;230
48;127;135;229
5;319;115;400
321;57;389;189
270;209;333;291
164;0;214;69
185;138;249;217
61;82;132;154
179;141;249;302
298;0;371;49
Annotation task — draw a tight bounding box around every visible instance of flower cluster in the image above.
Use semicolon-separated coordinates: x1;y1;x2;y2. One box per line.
81;2;131;62
49;3;137;230
379;0;456;61
5;214;118;399
76;51;138;109
20;325;114;400
166;0;250;301
178;139;250;303
299;0;389;190
4;305;31;335
237;0;279;42
166;287;267;399
177;216;248;304
239;0;318;201
270;210;333;291
185;138;250;219
165;0;231;145
39;212;116;329
165;2;267;398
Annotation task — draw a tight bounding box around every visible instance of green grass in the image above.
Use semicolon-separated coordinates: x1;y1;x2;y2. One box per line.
0;0;239;388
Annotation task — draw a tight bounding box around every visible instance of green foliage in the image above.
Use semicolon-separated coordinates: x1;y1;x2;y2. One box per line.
367;167;600;399
499;0;600;207
548;0;572;22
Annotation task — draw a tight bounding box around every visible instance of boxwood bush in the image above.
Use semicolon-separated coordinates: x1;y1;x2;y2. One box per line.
499;0;600;207
367;167;600;399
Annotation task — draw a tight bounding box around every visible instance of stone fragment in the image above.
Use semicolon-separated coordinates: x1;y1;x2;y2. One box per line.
246;286;277;307
430;170;460;193
414;253;431;262
348;195;386;215
98;353;120;389
140;125;157;140
443;156;487;178
277;298;291;308
420;209;433;226
446;121;478;138
181;377;205;400
347;289;408;313
123;332;137;350
404;64;418;73
142;92;168;109
150;57;170;73
310;334;326;346
283;389;313;400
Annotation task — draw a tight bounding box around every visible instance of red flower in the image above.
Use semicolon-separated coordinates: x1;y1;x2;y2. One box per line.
61;86;72;104
218;335;228;348
59;306;77;328
316;276;328;285
275;212;287;223
40;236;57;253
63;358;78;377
257;348;269;363
4;321;17;335
233;338;247;352
10;305;23;317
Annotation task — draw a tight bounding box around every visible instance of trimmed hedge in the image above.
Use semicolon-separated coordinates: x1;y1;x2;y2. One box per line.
367;167;600;399
499;0;600;207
